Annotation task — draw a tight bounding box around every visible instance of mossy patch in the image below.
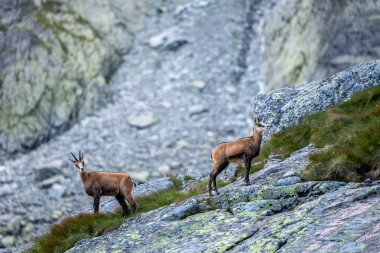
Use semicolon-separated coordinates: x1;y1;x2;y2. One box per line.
260;85;380;181
0;23;7;32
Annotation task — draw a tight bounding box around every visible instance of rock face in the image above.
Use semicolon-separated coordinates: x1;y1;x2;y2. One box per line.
253;60;380;141
261;0;380;90
0;0;146;152
66;145;380;252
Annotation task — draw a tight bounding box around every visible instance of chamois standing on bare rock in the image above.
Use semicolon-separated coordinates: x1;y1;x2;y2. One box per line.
208;118;266;196
70;151;137;216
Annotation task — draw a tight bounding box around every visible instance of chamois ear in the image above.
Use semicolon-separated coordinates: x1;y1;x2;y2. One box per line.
254;117;259;126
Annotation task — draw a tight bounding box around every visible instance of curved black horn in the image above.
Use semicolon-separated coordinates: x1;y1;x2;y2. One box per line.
70;152;78;161
79;150;83;160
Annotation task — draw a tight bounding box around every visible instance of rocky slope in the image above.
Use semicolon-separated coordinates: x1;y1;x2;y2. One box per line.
1;0;380;249
66;145;380;252
0;0;146;152
261;0;380;90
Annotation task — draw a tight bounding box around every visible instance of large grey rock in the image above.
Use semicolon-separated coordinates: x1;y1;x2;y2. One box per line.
0;0;147;152
66;146;380;253
67;179;379;252
260;0;380;90
253;60;380;141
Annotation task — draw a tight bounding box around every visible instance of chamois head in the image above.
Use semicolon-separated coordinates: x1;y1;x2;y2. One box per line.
254;117;266;133
70;150;85;172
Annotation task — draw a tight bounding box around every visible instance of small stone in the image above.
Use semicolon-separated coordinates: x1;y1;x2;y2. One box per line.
158;165;170;174
38;175;65;189
176;139;190;149
22;223;34;234
48;184;66;199
0;182;17;197
127;112;159;129
364;178;372;184
1;236;15;247
268;155;282;161
51;210;63;220
283;170;302;179
6;217;21;234
276;176;302;186
148;27;188;50
129;171;150;183
33;160;64;182
225;85;237;94
168;160;182;170
189;105;208;116
0;165;13;183
188;80;206;90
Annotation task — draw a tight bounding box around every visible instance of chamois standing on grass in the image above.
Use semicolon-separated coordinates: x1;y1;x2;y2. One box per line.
208;118;266;196
70;151;137;216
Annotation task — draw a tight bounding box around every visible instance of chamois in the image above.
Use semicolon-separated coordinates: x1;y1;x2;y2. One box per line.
70;151;137;216
208;118;266;196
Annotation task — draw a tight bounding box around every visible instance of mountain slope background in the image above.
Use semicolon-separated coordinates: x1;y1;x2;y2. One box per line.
0;0;380;249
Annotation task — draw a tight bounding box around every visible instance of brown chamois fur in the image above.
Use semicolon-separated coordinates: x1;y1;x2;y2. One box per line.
208;118;266;196
70;151;137;216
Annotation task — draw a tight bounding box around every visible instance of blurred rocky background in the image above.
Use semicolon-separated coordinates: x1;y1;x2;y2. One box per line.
0;0;379;248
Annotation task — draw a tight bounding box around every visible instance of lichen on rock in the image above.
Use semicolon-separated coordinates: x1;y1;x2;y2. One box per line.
0;0;147;152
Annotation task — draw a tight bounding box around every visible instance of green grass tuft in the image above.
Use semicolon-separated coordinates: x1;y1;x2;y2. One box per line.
260;85;380;182
184;175;195;181
168;174;183;189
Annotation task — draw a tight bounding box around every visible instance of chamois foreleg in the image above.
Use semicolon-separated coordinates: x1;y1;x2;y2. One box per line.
93;194;101;213
115;193;130;216
244;155;252;185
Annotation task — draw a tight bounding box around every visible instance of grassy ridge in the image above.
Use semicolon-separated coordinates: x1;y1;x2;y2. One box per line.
259;85;380;181
28;177;232;253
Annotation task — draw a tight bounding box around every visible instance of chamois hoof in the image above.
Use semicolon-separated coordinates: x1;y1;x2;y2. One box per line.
245;182;251;186
215;191;220;195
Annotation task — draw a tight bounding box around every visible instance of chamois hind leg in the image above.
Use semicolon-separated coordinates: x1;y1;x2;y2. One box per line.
208;160;220;197
244;155;252;186
208;163;218;196
121;179;137;214
125;192;137;214
213;161;229;195
115;192;129;216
